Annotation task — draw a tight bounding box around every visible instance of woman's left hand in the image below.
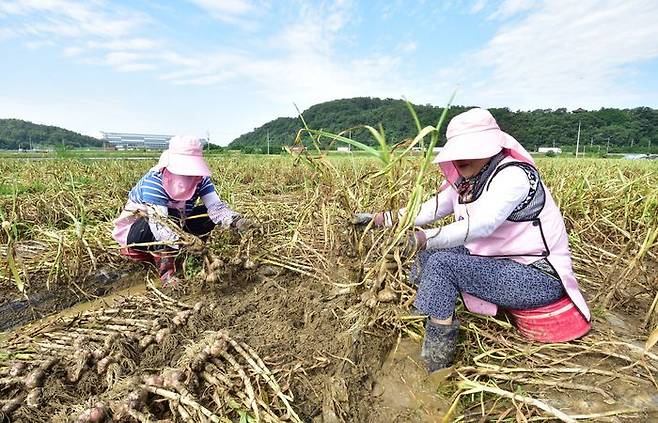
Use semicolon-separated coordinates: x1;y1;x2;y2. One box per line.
232;217;260;234
386;230;427;262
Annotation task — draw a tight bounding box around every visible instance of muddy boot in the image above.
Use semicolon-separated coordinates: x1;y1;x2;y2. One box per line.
153;254;179;288
119;247;153;264
421;319;459;372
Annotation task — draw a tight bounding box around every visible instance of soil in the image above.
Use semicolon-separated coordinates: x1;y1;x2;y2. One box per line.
2;256;658;422
190;262;398;422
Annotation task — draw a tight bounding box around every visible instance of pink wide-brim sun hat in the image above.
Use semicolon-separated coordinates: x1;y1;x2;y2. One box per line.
152;135;211;177
433;108;535;185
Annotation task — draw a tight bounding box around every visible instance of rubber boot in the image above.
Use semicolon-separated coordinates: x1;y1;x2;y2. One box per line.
421;319;460;372
119;247;153;264
153;254;178;288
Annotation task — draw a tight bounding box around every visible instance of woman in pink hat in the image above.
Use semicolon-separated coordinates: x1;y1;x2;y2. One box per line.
355;108;590;372
112;135;254;287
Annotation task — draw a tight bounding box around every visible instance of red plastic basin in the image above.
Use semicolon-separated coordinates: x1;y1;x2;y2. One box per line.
508;296;591;343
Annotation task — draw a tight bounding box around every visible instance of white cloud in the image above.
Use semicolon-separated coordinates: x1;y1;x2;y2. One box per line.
157;0;415;109
187;0;263;28
0;28;16;41
4;0;146;38
87;38;159;51
0;0;160;73
63;45;84;57
1;0;409;106
437;0;658;109
115;63;157;72
189;0;255;15
25;39;55;49
397;41;417;53
104;51;143;66
470;0;487;14
488;0;537;20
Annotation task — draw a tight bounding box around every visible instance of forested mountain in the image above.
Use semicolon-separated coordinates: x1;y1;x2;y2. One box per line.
229;98;658;154
0;119;102;149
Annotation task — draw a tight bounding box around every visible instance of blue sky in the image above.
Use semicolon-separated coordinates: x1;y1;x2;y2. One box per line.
1;0;657;145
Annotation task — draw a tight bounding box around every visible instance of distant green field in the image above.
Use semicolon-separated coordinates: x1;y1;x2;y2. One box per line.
0;148;649;160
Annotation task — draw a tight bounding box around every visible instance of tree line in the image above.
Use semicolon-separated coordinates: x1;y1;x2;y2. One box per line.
0;119;102;150
3;99;656;154
228;98;658;154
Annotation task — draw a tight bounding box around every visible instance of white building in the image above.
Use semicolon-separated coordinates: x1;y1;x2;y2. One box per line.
100;132;208;150
99;132;174;150
538;147;562;154
336;146;351;153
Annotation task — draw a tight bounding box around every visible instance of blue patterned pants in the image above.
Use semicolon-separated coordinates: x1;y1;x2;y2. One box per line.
411;247;566;319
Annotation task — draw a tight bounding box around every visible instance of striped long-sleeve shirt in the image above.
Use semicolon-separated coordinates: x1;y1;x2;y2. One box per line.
125;171;238;245
128;171;215;214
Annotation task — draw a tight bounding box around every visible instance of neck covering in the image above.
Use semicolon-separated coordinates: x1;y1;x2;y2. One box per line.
161;168;201;201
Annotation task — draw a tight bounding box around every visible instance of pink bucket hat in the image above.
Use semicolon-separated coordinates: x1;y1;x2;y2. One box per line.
151;135;211;177
433;108;535;185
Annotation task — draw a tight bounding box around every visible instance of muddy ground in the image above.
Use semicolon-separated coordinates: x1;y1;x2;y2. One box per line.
1;255;657;422
0;266;141;332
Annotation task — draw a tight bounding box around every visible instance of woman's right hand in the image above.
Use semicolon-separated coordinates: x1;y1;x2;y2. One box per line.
352;212;388;227
385;230;427;262
352;212;373;226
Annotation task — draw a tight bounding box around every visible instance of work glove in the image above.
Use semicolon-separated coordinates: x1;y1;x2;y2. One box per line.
231;216;259;234
352;212;386;227
385;230;427;263
352;212;372;225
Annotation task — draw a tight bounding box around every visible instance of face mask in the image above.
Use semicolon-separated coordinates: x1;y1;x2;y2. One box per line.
161;168;201;201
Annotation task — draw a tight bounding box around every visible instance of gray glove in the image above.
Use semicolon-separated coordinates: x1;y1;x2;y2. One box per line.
352;212;373;226
231;216;259;233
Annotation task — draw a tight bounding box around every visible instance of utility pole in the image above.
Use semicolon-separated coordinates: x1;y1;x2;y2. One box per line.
606;136;610;154
572;108;586;157
575;120;581;158
266;130;270;155
630;138;634;149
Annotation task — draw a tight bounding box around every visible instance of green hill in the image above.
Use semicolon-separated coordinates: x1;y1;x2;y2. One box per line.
229;97;658;154
0;118;102;150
